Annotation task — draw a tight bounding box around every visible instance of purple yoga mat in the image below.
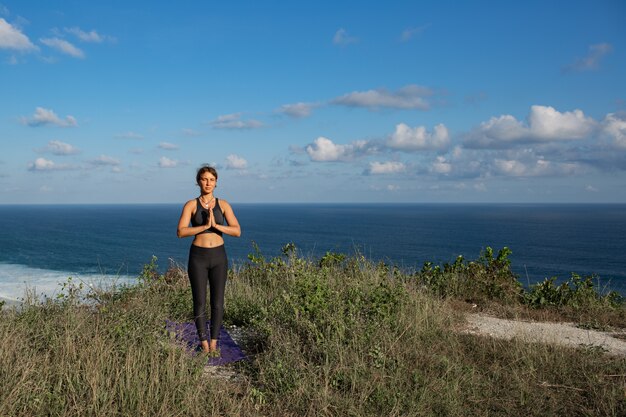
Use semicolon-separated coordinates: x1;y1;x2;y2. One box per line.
165;320;247;366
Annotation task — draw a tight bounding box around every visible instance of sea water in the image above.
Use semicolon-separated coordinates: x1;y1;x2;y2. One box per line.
0;203;624;301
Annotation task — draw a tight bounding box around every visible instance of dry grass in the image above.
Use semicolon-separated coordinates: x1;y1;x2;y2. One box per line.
0;251;624;416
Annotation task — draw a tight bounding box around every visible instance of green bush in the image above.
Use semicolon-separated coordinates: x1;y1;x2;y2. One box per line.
525;273;624;310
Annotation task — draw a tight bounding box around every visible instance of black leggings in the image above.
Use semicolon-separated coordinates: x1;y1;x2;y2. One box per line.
188;244;228;341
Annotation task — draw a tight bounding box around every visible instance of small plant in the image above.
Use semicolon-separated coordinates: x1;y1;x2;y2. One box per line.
319;251;346;268
524;273;624;310
247;241;265;265
138;255;161;284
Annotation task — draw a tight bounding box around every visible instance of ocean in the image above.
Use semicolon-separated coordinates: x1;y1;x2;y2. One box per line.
0;203;625;301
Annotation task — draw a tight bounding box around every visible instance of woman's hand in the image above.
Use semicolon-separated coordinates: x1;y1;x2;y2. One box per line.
208;198;216;228
209;208;216;228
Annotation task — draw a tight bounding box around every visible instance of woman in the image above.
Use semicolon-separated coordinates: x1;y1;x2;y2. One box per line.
177;165;241;354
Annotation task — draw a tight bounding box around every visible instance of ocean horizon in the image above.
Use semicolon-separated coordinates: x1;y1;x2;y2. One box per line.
1;203;625;302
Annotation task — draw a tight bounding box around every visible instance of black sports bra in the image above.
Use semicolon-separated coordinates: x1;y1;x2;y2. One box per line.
191;198;225;236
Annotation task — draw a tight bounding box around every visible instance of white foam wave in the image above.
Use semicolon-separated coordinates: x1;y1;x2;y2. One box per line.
0;263;136;302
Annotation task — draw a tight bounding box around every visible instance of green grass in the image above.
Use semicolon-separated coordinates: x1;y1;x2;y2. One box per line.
1;246;624;416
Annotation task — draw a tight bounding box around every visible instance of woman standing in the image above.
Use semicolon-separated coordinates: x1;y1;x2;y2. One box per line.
177;165;241;354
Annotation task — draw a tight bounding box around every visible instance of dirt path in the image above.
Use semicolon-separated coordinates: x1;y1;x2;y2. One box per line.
462;314;626;356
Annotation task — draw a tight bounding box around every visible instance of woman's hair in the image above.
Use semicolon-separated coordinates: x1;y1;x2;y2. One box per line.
196;165;218;185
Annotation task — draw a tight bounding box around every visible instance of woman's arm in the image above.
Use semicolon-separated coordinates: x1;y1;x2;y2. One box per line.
212;199;241;237
177;200;210;238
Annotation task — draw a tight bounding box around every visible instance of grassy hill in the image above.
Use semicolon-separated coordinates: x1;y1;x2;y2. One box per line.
1;246;624;416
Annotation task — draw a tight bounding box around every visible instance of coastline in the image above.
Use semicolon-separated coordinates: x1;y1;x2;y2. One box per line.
0;295;22;309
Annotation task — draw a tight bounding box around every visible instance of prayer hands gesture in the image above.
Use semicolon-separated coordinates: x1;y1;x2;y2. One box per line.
207;198;217;229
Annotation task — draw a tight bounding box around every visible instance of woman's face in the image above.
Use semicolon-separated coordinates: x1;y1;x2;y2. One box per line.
198;172;217;194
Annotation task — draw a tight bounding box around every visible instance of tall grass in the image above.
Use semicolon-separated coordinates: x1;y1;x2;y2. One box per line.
1;247;624;416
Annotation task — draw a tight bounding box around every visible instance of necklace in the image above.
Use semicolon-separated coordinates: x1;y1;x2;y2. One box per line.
199;195;213;208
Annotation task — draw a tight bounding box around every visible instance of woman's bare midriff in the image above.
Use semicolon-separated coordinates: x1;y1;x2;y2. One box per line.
192;233;224;248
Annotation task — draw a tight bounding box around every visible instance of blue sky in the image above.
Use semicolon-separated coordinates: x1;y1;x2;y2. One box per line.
1;0;625;204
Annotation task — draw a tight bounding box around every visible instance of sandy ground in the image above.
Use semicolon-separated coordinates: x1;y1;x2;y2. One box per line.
462;313;626;356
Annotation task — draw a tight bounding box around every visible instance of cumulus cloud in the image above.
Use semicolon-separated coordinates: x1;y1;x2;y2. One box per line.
564;43;612;73
158;156;179;168
21;107;78;127
492;158;581;177
464;105;596;148
332;85;432;110
64;27;114;43
158;142;179;150
41;140;79;155
27;157;72;171
366;161;406;175
277;102;319;118
209;113;263;129
431;156;452;174
0;17;37;51
387;123;450;151
601;112;626;149
306;137;373;162
225;154;248;170
40;37;84;58
333;28;358;46
90;155;120;166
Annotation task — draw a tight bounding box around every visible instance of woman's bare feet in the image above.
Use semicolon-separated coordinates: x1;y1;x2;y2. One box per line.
209;339;219;353
200;340;210;353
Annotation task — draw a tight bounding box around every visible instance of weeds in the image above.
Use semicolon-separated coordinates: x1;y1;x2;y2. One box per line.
0;245;624;416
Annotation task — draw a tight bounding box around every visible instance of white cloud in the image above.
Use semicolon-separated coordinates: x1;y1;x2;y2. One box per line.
209;113;263;129
585;185;598;192
42;140;79;155
277;102;318;118
387;123;450;151
333;28;358;46
40;37;84;58
27;157;72;171
90;155;120;166
158;156;179;168
306;137;371;162
115;131;144;139
465;105;596;148
332;85;432;110
386;184;400;191
64;27;114;43
21;107;78;127
225;154;248;170
400;24;429;42
181;128;201;137
0;18;37;51
158;142;179;150
602;112;626;149
431;156;452;174
528;105;595;139
474;182;487;192
367;161;406;175
493;158;581;177
564;43;612;72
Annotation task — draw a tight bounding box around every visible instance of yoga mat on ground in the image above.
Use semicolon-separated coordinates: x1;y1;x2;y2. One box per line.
165;320;247;366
